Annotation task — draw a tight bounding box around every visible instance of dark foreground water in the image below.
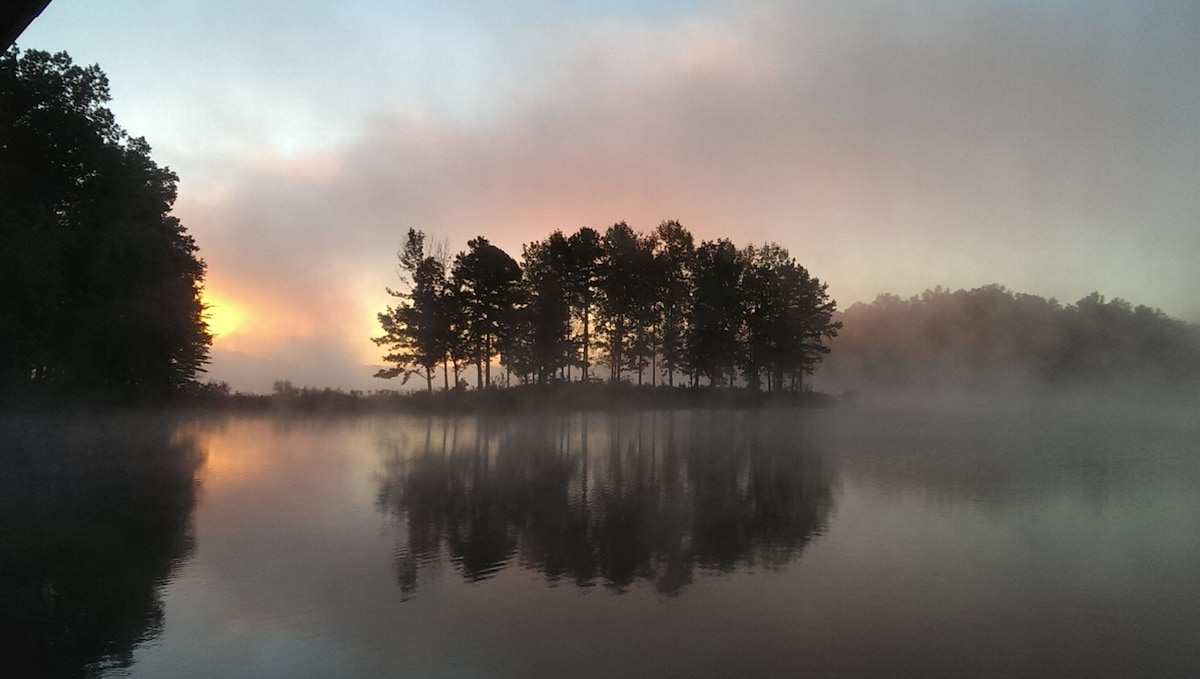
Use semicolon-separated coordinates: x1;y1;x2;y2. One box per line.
3;402;1199;678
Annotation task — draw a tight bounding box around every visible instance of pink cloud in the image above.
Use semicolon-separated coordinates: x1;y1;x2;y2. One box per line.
174;1;1200;390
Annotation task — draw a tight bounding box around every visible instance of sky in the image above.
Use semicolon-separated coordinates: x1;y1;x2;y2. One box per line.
18;0;1200;392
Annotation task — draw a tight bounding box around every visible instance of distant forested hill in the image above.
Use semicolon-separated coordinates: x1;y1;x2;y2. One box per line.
818;285;1200;393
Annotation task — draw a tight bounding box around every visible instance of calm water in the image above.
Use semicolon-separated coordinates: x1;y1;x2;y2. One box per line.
3;403;1199;678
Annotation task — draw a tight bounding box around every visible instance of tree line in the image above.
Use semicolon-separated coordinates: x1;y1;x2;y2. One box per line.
821;284;1200;392
1;48;211;402
374;222;840;392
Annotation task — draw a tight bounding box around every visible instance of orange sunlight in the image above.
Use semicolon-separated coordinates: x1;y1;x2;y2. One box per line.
203;288;247;340
183;424;270;487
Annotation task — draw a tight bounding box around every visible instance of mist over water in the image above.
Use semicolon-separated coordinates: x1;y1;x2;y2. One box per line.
0;414;203;678
377;411;832;598
3;402;1198;678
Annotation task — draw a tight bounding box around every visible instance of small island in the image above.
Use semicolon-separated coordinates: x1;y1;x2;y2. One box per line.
372;225;841;395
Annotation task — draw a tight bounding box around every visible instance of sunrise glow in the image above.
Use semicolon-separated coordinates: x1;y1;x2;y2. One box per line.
202;289;247;340
18;0;1198;393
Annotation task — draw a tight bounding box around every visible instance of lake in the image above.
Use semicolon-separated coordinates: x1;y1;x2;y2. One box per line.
3;401;1199;678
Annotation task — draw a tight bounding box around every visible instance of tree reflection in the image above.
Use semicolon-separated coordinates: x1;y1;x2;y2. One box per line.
0;415;203;678
377;411;832;597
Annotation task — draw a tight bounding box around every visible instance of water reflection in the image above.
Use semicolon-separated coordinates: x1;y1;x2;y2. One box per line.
814;404;1200;510
376;410;832;597
0;414;203;678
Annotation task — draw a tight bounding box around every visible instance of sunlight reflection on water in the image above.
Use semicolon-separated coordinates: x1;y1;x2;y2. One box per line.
3;405;1198;678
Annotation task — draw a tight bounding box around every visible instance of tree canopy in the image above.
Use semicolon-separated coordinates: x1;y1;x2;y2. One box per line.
1;48;211;401
375;222;840;392
821;285;1200;393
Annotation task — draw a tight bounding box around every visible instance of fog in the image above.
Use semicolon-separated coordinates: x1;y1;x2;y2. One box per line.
21;1;1196;392
6;401;1198;678
813;284;1200;413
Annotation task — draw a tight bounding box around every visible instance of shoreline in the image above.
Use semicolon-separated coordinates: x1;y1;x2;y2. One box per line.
1;383;843;416
202;382;842;414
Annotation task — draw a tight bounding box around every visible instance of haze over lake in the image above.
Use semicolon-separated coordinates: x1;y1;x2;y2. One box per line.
4;401;1198;678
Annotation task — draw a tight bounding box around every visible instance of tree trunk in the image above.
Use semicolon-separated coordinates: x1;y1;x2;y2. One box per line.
611;317;623;383
484;336;492;387
582;310;590;382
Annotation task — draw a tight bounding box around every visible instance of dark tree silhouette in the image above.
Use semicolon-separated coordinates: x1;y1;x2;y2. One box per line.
452;237;522;388
654;220;696;386
596;222;645;383
0;48;210;401
626;230;662;384
741;244;841;391
565;227;603;382
373;222;841;392
741;244;789;390
374;229;454;392
687;239;744;386
518;230;574;384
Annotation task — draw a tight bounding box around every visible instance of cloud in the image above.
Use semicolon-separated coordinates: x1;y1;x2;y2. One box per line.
169;0;1200;390
206;339;382;394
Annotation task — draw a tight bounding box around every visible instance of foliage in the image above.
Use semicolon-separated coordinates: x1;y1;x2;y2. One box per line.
517;230;574;383
687;239;745;385
374;228;455;391
596;222;658;383
741;243;841;391
565;226;603;381
374;221;840;391
0;48;211;401
822;285;1200;392
654;220;695;386
452;236;523;388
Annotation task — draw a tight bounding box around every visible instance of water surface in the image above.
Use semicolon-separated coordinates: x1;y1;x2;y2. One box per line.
3;404;1198;677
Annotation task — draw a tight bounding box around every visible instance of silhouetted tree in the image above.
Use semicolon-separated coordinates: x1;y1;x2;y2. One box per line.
374;229;453;392
519;231;574;383
654;220;696;386
740;244;788;390
597;222;655;383
372;223;844;393
441;274;472;389
452;237;522;388
565;227;603;382
687;239;744;385
1;48;211;401
595;223;643;383
774;250;840;391
625;230;662;384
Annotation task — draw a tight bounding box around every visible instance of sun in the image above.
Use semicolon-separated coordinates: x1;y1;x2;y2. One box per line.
202;289;246;339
